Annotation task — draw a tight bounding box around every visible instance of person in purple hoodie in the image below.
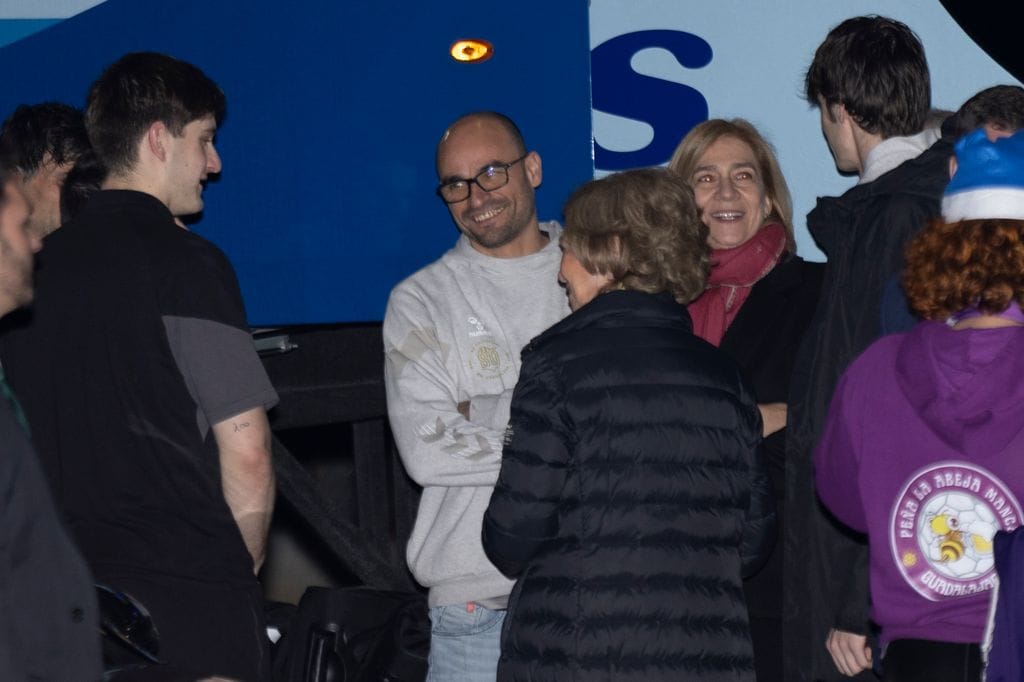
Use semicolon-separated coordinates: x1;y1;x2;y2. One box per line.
815;128;1024;682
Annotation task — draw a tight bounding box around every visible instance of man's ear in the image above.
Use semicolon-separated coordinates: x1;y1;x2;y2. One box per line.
948;155;958;180
146;121;169;163
524;151;543;189
834;102;872;142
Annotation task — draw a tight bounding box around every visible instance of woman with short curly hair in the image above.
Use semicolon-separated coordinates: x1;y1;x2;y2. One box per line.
815;129;1024;682
558;166;709;305
482;167;775;681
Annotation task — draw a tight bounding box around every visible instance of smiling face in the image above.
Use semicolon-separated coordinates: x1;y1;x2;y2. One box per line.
436;117;542;258
558;247;612;311
690;135;770;250
163;114;222;217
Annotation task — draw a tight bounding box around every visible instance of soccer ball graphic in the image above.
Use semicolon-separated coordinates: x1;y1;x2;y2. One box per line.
919;492;997;580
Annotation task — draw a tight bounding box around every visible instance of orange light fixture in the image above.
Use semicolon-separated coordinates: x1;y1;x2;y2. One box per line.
450;39;493;63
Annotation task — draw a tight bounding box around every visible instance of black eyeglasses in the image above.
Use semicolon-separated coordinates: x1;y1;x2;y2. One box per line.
436;154;528;204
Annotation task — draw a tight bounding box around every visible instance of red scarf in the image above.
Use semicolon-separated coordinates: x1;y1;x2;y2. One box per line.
688;222;787;346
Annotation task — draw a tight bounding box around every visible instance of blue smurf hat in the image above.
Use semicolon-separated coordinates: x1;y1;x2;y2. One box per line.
942;129;1024;221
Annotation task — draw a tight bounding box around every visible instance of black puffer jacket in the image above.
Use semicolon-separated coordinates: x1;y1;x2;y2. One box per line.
482;290;773;682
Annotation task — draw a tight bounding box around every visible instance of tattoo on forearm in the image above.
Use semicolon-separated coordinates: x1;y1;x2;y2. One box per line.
233;421;251;433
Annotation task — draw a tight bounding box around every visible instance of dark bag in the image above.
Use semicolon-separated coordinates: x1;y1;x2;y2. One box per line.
272;586;429;682
96;584;162;668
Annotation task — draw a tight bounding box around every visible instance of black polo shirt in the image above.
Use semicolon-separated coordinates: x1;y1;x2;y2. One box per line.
0;190;278;588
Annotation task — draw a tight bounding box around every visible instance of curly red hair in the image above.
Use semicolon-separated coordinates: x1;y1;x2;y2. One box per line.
903;217;1024;320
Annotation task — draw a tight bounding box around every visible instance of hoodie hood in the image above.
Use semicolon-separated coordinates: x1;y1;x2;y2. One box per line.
896;321;1024;453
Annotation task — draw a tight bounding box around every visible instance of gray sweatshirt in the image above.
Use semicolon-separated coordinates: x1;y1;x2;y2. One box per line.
383;222;570;607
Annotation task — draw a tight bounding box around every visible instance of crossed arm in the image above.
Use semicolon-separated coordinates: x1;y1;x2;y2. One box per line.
383;291;516;488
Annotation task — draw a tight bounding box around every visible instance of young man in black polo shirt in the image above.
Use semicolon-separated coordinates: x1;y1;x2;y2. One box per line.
0;52;278;681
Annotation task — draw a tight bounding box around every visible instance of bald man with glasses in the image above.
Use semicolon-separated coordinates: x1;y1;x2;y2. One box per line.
383;111;570;681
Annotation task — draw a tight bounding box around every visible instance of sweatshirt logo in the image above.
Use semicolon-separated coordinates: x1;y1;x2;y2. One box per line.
468;341;511;380
890;462;1021;601
465;315;511;379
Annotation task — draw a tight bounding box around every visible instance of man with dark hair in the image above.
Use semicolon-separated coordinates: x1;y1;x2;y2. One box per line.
947;84;1024;141
804;16;931;142
384;111;569;680
0;52;277;681
0;102;90;238
0;173;101;680
880;84;1024;335
784;16;953;681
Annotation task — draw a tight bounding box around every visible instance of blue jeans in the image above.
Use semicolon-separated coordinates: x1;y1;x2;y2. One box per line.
426;603;505;682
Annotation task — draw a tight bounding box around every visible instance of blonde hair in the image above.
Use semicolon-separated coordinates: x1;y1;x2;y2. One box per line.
668;118;795;252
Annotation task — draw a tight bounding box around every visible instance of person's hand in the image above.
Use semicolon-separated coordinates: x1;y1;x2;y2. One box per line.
826;628;872;676
457;400;470;419
757;402;787;438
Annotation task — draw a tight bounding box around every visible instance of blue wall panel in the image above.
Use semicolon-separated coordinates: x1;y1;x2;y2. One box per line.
0;1;593;324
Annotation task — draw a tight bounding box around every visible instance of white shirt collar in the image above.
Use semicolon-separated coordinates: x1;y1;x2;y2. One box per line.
859;127;941;184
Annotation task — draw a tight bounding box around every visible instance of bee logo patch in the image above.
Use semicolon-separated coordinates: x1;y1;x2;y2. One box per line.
890;462;1021;601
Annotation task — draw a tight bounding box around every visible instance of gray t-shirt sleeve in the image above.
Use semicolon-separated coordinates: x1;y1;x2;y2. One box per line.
163;315;279;439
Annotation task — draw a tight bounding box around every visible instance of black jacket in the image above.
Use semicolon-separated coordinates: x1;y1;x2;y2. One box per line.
483;290;773;682
719;255;823;682
782;137;952;681
0;384;101;679
720;254;825;505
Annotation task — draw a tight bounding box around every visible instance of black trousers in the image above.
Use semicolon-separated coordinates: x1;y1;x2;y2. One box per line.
883;639;981;682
